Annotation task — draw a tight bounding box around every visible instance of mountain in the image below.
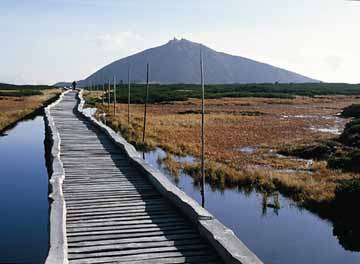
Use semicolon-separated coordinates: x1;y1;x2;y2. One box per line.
80;38;317;85
54;82;72;87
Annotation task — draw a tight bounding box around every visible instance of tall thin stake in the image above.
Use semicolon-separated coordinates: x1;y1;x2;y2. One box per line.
102;82;105;105
128;65;131;126
108;80;110;112
200;48;206;208
142;63;150;143
113;76;117;116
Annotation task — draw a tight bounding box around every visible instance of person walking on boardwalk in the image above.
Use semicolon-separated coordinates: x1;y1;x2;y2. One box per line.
72;81;77;90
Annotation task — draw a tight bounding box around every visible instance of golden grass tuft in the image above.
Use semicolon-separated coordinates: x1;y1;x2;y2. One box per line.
0;89;61;132
85;92;360;207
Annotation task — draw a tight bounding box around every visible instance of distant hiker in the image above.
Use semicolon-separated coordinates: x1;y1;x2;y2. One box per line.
72;81;77;90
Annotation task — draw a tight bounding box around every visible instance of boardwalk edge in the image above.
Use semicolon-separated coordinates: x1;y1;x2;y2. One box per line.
44;90;70;264
77;90;263;264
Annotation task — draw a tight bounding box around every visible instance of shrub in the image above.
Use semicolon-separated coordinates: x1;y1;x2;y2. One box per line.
339;119;360;147
279;141;338;160
341;104;360;118
328;150;360;172
103;83;360;104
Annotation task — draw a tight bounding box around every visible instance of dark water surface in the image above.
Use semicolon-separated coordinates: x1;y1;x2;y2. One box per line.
2;110;358;264
0;116;49;264
143;148;360;264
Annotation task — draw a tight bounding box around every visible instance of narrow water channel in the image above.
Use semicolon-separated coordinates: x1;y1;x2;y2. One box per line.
0;116;49;264
4;106;356;264
142;148;360;264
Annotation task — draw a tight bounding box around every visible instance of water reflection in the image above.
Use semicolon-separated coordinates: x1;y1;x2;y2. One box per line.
0;116;49;264
261;192;280;216
142;147;360;264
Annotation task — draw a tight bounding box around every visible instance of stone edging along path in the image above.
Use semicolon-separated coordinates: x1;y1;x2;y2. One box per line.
45;90;70;264
44;89;263;264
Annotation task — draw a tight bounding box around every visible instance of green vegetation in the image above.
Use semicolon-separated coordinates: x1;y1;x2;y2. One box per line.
341;104;360;118
279;141;339;160
0;83;57;97
339;118;360;147
328;150;360;172
0;90;42;97
89;82;360;104
0;83;53;90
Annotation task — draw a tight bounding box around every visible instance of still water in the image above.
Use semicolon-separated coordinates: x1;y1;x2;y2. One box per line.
0;116;49;264
143;148;360;264
1;111;358;264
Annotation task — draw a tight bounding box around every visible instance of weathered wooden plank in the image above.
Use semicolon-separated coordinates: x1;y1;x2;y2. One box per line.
67;225;193;237
67;214;182;224
69;243;209;259
67;231;198;243
68;241;208;254
67;222;192;236
68;250;215;264
67;231;199;244
50;91;224;264
98;255;220;264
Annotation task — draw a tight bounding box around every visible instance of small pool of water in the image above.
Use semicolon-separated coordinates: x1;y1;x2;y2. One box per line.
142;148;360;264
0;116;49;264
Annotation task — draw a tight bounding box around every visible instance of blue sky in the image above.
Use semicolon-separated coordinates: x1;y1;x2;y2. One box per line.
1;0;359;84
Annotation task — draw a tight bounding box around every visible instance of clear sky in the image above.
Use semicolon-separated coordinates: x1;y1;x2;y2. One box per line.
1;0;359;85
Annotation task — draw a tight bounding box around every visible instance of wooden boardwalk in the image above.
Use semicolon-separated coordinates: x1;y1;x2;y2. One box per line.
51;91;223;264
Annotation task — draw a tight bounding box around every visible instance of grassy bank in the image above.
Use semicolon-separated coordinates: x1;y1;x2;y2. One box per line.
0;84;62;132
84;90;360;211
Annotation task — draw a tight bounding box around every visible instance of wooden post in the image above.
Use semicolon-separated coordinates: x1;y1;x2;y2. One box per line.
102;82;105;105
142;63;150;143
108;80;110;112
200;47;206;208
128;65;131;126
113;76;117;116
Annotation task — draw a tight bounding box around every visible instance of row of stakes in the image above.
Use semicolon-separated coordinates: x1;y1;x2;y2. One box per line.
85;51;206;207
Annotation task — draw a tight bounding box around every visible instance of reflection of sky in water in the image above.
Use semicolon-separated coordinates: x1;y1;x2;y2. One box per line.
82;107;97;116
280;114;346;135
142;147;360;264
0;116;49;264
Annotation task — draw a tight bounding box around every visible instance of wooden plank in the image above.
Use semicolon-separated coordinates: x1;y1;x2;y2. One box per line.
49;91;223;264
68;250;215;264
68;243;209;258
68;241;208;254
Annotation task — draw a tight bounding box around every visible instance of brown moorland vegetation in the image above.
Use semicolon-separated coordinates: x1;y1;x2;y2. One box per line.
0;89;61;132
85;91;360;208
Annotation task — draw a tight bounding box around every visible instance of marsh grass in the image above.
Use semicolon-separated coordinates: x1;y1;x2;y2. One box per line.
0;89;61;132
84;91;359;208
